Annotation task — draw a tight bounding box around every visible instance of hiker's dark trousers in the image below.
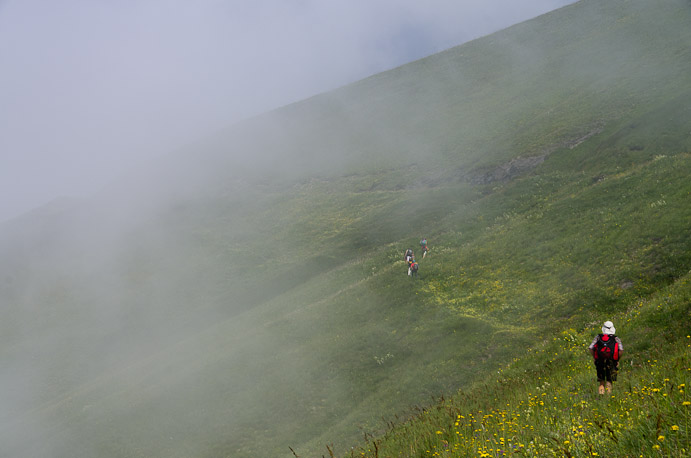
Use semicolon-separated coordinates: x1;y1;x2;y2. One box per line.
595;359;618;382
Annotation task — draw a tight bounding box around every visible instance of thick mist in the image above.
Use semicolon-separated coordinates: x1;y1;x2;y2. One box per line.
0;0;577;222
0;186;296;456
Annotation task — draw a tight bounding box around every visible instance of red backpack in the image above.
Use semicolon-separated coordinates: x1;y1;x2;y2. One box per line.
595;334;619;361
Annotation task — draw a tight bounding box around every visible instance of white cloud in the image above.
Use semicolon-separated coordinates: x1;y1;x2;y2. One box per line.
0;0;575;221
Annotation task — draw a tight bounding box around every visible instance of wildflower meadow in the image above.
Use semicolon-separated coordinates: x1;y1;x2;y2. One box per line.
350;272;690;457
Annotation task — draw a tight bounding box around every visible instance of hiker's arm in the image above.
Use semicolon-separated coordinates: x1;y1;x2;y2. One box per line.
616;337;623;355
588;336;598;356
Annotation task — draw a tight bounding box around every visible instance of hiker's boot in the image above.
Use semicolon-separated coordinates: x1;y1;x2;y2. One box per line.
606;382;613;394
598;384;605;395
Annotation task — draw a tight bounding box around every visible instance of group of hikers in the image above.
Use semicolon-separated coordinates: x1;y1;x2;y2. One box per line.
403;238;623;395
403;238;428;277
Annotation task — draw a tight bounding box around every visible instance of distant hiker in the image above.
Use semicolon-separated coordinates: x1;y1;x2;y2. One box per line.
408;259;418;277
404;248;414;263
420;238;429;258
588;321;623;395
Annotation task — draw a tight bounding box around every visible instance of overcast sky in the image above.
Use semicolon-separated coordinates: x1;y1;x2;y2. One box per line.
0;0;576;222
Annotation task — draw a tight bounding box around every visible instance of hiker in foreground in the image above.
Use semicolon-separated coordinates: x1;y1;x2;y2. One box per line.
588;321;624;395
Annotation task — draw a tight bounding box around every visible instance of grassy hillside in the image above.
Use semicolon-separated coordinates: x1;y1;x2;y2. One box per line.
0;0;690;457
350;274;690;457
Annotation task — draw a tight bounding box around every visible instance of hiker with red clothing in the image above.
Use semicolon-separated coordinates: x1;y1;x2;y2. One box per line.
588;321;624;395
408;258;418;277
420;238;429;258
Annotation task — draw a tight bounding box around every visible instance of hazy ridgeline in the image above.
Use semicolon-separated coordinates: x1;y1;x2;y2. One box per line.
2;0;691;457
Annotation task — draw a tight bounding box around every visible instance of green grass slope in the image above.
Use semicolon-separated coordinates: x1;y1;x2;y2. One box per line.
351;274;690;457
0;0;690;457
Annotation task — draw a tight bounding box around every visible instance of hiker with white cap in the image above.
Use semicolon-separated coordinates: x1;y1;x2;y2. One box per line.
588;321;624;395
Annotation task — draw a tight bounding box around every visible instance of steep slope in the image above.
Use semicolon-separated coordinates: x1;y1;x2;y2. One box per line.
1;0;690;457
351;271;691;457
